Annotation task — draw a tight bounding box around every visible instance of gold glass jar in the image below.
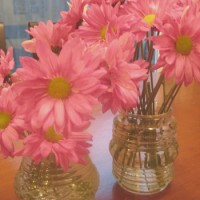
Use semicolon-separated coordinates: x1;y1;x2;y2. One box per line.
15;156;99;200
109;110;178;194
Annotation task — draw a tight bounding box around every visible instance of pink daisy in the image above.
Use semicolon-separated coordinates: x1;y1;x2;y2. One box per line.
78;1;147;45
151;8;200;86
15;126;92;171
15;37;105;132
58;0;86;31
99;33;148;113
0;48;15;89
0;48;14;77
122;0;177;31
78;2;122;44
0;88;25;158
22;20;71;54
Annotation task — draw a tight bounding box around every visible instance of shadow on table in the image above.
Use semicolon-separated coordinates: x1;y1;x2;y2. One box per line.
112;182;172;200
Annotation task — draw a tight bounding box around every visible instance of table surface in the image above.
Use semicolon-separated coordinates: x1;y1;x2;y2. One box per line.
0;82;200;200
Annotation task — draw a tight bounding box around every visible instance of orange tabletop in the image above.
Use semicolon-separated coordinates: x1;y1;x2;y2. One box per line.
0;82;200;200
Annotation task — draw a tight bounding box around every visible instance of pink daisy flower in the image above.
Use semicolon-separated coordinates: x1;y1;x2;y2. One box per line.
0;48;15;89
0;48;14;77
16;37;105;132
99;33;148;113
15;126;92;171
78;1;147;45
22;20;71;54
151;9;200;86
58;0;86;31
122;0;177;30
0;88;24;158
78;2;122;44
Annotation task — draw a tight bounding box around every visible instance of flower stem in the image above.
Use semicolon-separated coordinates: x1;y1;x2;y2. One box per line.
166;84;182;111
159;83;182;114
144;74;165;114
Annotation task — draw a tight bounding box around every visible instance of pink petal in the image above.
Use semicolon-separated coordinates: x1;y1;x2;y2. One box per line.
165;52;176;65
35;40;59;75
68;95;92;114
38;99;54;121
6;126;19;141
184;57;193;85
54;100;65;128
58;154;69;172
1;130;14;152
40;141;52;158
175;56;185;80
21;39;36;53
65;101;83;125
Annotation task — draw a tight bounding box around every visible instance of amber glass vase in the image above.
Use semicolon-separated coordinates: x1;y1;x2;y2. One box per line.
15;156;99;200
109;110;178;195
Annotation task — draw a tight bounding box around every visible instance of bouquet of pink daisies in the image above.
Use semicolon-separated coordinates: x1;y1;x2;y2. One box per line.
1;0;200;171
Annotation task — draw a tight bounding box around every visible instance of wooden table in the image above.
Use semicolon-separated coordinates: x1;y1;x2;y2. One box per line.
0;82;200;200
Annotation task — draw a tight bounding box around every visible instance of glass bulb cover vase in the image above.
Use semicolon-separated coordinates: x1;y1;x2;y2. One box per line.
15;156;99;200
109;110;178;195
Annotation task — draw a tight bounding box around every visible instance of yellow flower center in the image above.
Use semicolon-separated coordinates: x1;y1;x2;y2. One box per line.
143;14;156;26
0;111;11;129
44;127;63;143
48;77;71;99
100;26;107;41
175;35;193;55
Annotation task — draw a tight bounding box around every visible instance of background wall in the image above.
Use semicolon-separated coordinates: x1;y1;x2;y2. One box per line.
0;0;68;67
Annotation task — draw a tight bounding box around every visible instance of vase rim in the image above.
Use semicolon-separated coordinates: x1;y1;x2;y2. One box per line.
119;108;173;119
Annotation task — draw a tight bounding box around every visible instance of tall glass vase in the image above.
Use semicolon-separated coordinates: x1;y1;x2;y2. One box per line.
109;110;178;195
15;156;99;200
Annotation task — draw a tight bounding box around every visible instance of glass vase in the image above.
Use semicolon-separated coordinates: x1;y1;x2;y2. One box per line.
109;110;178;195
15;156;99;200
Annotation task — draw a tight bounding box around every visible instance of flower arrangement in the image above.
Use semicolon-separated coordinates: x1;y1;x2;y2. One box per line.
0;0;200;172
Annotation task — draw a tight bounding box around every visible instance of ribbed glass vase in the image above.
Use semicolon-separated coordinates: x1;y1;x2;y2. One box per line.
15;156;99;200
109;110;178;195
